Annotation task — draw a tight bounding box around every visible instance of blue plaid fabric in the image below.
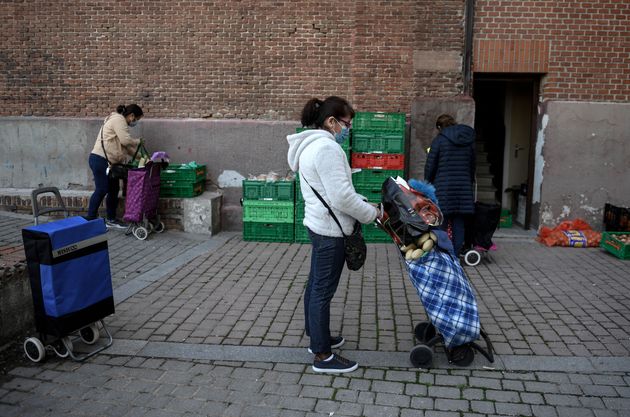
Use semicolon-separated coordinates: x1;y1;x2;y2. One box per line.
406;249;480;348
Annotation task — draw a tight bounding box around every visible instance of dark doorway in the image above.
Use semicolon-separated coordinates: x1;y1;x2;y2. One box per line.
473;74;540;229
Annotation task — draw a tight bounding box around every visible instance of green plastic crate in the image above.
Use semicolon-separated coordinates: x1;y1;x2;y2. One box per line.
295;202;305;219
160;179;204;198
351;130;405;153
353;112;405;132
601;232;630;260
242;200;294;223
242;180;295;201
362;223;391;243
161;164;206;183
499;209;512;228
243;222;295;242
354;187;383;204
352;169;404;189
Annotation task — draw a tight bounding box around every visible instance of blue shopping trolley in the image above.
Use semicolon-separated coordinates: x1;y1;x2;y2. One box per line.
21;198;114;362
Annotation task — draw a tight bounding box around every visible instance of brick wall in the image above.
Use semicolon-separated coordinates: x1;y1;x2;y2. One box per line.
0;1;464;119
475;0;630;102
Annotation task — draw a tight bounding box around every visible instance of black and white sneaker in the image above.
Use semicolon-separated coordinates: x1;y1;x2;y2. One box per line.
105;218;127;229
312;354;358;374
307;336;345;354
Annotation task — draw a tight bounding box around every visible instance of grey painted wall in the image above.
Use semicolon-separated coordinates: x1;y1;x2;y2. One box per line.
537;101;630;229
0;117;299;230
0;117;297;190
409;96;475;181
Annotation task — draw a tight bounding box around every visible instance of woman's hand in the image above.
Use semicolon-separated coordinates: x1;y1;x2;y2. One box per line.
369;203;383;221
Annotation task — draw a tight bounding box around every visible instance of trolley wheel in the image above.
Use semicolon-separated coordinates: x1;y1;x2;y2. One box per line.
410;344;433;368
147;221;154;233
414;321;436;343
464;250;481;267
154;221;165;233
133;226;148;240
24;337;46;363
80;324;100;345
449;345;475;367
52;339;70;358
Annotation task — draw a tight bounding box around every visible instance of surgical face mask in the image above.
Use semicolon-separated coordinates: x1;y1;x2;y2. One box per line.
335;127;350;144
334;119;350;144
128;120;139;127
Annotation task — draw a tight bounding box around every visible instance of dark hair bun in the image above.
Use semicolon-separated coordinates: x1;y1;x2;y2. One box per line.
116;105;126;114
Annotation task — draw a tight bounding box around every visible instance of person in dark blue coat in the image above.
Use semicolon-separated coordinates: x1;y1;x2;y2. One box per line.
424;114;476;255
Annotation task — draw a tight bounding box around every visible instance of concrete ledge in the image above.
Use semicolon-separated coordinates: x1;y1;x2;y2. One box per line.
182;191;222;235
0;187;222;232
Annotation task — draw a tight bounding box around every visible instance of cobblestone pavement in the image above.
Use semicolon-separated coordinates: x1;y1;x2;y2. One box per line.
1;211;630;416
109;238;630;357
0;212;205;288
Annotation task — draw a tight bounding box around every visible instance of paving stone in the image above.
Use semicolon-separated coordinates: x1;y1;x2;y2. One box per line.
428;386;460;399
556;406;596;417
470;400;495;414
434;398;469;412
494;402;533;416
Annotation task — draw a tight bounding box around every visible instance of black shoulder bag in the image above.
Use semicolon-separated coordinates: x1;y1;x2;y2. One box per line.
303;177;367;271
100;116;140;180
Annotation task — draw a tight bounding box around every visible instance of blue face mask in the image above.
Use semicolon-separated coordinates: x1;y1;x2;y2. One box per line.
335;126;350;144
129;121;138;127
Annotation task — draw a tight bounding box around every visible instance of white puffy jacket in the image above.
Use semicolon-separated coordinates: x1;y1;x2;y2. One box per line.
287;129;377;237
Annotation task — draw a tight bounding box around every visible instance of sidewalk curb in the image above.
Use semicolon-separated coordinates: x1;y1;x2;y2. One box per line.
92;339;630;373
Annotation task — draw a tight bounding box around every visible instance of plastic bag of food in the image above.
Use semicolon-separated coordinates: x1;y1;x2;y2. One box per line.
537;219;601;247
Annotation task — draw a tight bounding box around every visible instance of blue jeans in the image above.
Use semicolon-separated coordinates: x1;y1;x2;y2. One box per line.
304;229;346;354
87;153;120;220
440;214;466;255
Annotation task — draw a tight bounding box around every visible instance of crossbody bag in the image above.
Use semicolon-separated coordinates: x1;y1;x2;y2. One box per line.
302;176;367;271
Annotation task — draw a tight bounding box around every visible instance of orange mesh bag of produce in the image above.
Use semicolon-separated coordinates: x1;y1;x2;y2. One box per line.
537;219;601;247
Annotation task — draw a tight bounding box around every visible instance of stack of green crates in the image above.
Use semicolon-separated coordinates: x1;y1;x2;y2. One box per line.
160;164;207;198
242;179;295;242
351;112;406;242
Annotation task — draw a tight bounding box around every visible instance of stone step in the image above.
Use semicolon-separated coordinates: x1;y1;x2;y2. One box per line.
477;189;498;202
476;176;494;187
476;165;491;175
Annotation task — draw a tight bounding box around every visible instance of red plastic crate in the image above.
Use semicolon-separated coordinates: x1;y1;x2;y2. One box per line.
351;153;405;170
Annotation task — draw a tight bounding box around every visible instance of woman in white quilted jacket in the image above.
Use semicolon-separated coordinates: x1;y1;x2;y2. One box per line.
287;96;379;374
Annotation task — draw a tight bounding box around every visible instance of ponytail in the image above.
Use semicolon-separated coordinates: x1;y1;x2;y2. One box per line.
300;98;324;127
300;96;354;128
115;104;144;118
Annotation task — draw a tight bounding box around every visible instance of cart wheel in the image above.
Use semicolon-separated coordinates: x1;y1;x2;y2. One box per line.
52;339;70;358
464;250;481;267
147;221;154;233
414;322;436;343
24;337;46;363
80;324;100;345
133;226;148;240
125;225;134;236
449;345;475;367
154;221;165;233
410;344;433;368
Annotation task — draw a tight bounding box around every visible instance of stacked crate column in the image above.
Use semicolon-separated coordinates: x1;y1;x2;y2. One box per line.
242;179;295;242
351;112;406;243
